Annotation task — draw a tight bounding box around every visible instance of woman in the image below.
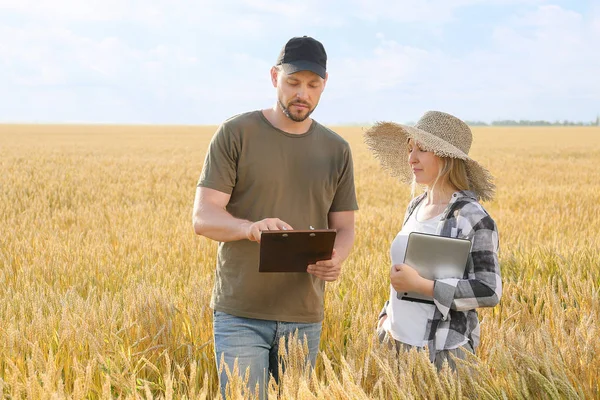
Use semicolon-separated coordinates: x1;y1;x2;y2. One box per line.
364;111;502;370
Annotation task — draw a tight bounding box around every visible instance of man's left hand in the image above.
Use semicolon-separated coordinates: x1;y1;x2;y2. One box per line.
307;249;342;282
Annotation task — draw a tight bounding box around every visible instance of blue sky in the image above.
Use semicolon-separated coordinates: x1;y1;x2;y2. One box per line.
0;0;598;124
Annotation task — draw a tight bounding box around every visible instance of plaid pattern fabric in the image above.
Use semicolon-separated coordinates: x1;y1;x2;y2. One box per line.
381;190;502;362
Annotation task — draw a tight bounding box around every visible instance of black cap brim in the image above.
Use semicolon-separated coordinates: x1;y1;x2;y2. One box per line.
280;60;326;79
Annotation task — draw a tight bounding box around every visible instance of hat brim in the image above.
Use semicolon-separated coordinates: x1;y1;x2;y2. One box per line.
364;121;495;201
280;60;326;79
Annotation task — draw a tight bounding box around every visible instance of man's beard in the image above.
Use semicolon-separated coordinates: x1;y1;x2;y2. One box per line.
278;99;315;122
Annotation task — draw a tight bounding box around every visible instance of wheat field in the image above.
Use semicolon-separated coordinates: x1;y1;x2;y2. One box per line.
1;124;599;399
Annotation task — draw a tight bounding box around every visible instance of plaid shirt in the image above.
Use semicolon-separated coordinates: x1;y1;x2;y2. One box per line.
379;190;502;361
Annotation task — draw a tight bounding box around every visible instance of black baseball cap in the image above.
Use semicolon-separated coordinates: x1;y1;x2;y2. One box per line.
276;36;327;79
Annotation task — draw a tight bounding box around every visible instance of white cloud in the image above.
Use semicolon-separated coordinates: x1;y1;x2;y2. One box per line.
513;4;582;27
321;4;600;123
490;5;600;93
0;1;597;123
241;0;316;18
0;14;276;123
0;0;153;22
0;24;146;87
328;36;439;93
350;0;544;23
0;0;273;39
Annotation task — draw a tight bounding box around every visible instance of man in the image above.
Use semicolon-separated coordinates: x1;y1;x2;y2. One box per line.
192;36;358;399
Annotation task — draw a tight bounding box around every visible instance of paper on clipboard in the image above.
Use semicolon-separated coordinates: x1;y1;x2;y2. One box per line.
258;229;337;272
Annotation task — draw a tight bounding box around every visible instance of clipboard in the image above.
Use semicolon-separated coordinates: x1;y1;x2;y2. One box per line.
397;232;472;304
258;229;337;272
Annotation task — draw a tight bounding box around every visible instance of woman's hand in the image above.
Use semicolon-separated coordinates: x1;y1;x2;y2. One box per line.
390;264;434;297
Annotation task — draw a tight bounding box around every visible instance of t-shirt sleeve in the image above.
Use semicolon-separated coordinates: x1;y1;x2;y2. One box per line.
329;144;359;212
197;123;239;194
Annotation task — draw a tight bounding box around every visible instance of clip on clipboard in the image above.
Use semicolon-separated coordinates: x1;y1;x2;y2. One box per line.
258;229;337;272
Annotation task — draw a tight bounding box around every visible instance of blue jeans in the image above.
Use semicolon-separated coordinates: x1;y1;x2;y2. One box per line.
213;310;322;400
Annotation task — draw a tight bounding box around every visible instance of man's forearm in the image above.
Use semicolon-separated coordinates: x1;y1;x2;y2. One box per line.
332;226;354;263
193;203;251;242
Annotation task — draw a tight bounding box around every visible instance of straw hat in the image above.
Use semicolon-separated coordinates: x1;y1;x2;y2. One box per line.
364;110;495;201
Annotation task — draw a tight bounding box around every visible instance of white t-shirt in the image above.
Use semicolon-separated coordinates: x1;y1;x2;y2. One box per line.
382;202;442;347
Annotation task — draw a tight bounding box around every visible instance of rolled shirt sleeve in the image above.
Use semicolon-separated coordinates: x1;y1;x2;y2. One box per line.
433;208;502;320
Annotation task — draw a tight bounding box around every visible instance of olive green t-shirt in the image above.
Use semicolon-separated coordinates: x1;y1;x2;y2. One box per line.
198;110;358;323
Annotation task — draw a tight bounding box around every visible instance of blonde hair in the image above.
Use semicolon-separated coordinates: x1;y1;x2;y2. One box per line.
440;157;470;192
411;156;470;198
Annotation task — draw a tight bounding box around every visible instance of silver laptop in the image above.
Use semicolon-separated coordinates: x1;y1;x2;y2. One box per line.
397;232;472;304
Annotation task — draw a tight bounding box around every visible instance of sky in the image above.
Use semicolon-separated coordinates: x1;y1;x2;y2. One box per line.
0;0;598;125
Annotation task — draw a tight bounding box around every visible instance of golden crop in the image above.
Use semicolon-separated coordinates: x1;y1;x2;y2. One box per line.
1;124;598;399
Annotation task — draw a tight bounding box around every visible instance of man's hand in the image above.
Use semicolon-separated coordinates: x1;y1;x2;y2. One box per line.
307;249;342;282
243;218;293;243
390;263;433;296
